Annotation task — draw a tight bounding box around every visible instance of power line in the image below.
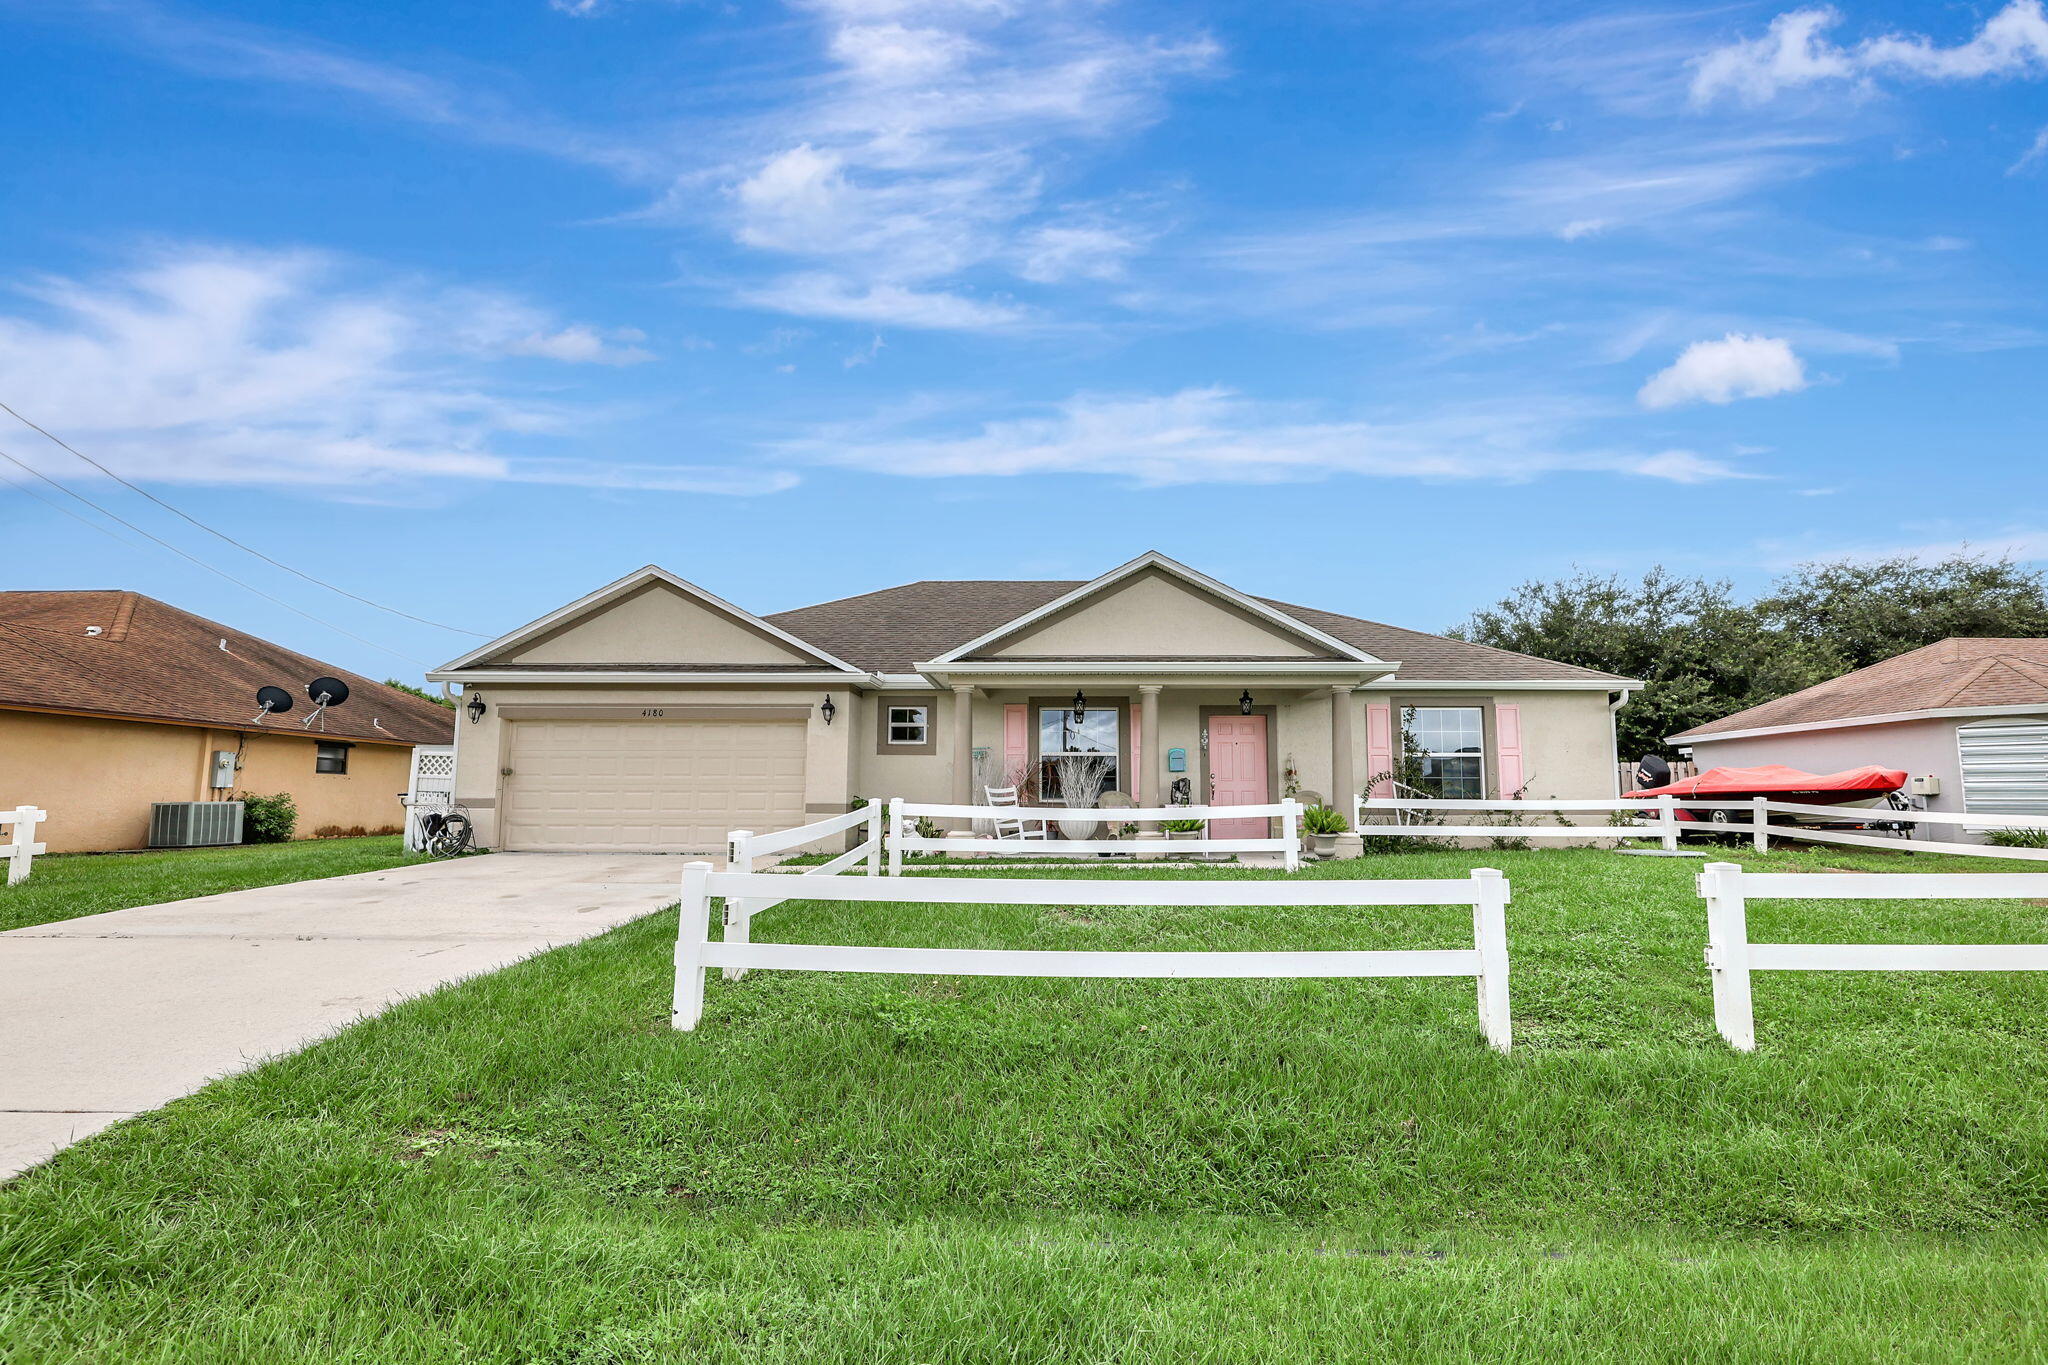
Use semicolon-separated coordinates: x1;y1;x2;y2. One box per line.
0;399;487;638
0;463;154;554
0;443;430;668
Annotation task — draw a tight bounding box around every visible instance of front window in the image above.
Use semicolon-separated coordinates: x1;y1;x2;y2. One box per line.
1039;706;1119;803
886;705;929;746
1402;706;1484;799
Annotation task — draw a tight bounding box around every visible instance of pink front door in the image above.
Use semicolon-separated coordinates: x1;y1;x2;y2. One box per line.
1206;714;1269;838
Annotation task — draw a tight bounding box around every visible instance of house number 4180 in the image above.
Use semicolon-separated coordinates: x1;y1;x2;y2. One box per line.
641;708;666;717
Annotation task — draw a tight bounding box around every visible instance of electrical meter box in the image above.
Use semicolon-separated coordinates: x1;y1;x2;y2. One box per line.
1167;747;1187;773
210;750;238;789
1909;774;1940;797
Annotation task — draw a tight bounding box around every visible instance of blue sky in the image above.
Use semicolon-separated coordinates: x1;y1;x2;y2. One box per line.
1;0;2044;681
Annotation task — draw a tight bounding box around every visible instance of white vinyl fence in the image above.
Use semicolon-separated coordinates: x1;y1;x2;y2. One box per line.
2;805;48;886
721;803;885;981
886;799;1303;872
674;863;1514;1050
1699;861;2048;1050
1356;795;2048;861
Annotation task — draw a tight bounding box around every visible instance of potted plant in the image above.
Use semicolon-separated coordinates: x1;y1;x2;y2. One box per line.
1050;753;1110;841
1162;817;1205;845
1301;803;1349;859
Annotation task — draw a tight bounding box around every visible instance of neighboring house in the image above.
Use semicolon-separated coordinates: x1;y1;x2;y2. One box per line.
1671;638;2048;837
426;552;1634;853
0;591;456;853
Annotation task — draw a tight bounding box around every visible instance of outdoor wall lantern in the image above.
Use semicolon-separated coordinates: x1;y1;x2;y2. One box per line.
1239;689;1255;715
820;695;837;725
465;691;486;725
1071;690;1087;724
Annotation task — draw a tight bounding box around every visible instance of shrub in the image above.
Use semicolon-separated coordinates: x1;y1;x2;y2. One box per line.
1301;803;1349;835
237;791;297;843
1986;827;2048;849
1162;818;1206;834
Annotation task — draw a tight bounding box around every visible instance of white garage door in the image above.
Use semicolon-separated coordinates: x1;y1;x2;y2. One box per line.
500;719;806;852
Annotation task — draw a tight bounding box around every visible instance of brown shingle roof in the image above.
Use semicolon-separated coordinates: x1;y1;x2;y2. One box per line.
1673;638;2048;739
764;580;1625;683
0;591;456;745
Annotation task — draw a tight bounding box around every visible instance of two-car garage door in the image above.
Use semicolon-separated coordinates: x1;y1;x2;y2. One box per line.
499;718;806;852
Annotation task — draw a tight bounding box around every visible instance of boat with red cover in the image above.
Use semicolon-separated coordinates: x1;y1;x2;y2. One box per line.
1626;764;1907;821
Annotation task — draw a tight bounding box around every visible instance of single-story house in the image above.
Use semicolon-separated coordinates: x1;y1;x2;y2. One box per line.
0;590;456;853
1670;637;2048;836
426;552;1635;853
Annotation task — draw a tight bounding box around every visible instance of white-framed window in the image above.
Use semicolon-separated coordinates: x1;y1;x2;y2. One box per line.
1402;705;1484;799
1039;706;1119;803
886;704;930;746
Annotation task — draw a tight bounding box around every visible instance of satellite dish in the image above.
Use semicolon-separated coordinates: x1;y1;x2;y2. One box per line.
301;676;351;730
249;684;295;724
1635;754;1673;791
307;677;351;707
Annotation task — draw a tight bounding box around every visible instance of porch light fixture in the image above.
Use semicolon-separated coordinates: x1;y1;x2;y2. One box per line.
1239;689;1255;715
1071;690;1087;725
465;691;486;725
820;695;837;726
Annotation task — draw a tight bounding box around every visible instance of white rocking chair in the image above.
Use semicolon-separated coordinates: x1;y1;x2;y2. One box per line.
984;784;1049;841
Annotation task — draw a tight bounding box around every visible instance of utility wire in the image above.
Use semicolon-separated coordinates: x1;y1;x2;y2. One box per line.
0;443;430;668
0;399;487;638
0;462;153;554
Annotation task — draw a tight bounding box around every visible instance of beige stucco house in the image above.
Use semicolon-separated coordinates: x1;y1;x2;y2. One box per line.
427;553;1634;853
0;591;455;853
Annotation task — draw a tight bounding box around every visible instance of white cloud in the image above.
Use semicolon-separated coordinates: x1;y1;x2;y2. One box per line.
2011;124;2048;173
1692;2;2048;106
504;324;653;365
777;386;1754;487
0;246;777;496
693;0;1216;327
737;272;1028;328
1637;334;1808;409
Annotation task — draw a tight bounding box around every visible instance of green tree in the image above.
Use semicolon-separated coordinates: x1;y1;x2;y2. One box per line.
1450;555;2048;760
383;678;455;709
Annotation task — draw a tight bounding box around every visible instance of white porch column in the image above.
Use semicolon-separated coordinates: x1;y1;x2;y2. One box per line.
1330;684;1357;808
951;684;976;819
1139;684;1163;833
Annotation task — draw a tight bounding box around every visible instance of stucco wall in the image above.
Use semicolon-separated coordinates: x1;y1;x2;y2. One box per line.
493;581;814;666
988;570;1321;659
0;708;412;853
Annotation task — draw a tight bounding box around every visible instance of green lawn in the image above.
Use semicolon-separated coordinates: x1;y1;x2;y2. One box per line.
0;835;429;932
5;844;2048;1360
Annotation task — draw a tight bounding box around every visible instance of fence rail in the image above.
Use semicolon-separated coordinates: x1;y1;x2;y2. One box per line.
2;805;48;886
673;864;1513;1050
1354;794;2048;861
887;798;1302;872
1700;861;2048;1049
722;804;884;982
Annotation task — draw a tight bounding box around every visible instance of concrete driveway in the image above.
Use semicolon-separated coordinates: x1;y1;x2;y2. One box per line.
0;853;688;1181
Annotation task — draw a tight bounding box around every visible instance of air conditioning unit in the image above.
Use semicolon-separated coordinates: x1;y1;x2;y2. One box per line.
148;801;245;848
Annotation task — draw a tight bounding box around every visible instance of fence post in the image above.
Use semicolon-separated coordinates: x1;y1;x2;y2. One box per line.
673;861;714;1031
5;806;47;886
723;832;754;983
1283;798;1301;873
1657;795;1678;853
1700;861;1755;1051
1751;796;1770;854
1471;868;1512;1053
865;802;883;876
888;797;905;878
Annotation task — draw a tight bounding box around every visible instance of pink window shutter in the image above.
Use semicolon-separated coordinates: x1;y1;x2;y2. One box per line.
1495;703;1524;799
1003;704;1029;791
1366;703;1393;798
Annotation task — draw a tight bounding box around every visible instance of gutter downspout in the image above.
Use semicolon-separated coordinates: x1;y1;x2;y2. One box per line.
1608;688;1634;799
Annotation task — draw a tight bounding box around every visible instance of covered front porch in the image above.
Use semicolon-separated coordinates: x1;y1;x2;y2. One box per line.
919;663;1398;833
